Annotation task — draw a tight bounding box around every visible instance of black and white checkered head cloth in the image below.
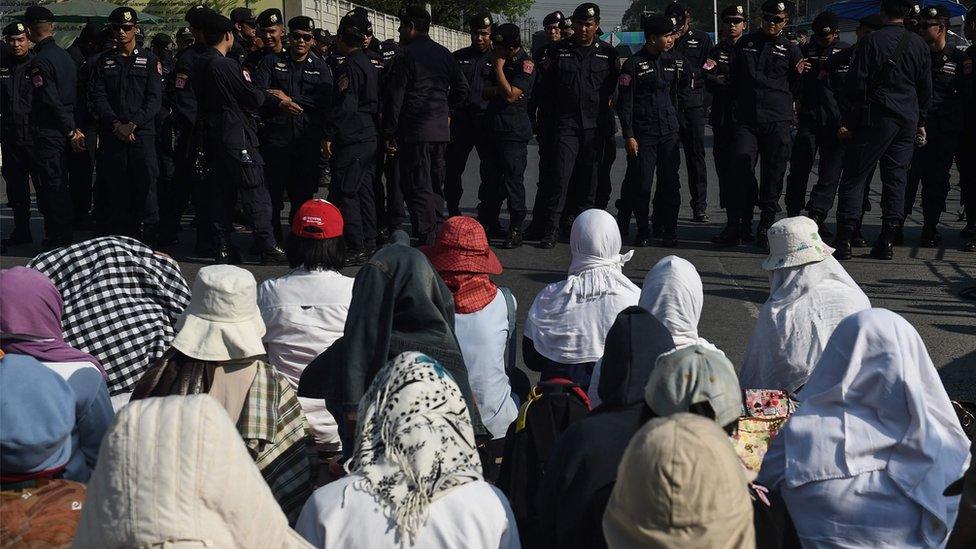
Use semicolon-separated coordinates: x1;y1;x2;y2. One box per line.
28;237;191;396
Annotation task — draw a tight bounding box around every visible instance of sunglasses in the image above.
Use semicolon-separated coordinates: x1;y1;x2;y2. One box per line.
723;17;746;24
111;24;136;32
762;14;786;23
290;31;313;42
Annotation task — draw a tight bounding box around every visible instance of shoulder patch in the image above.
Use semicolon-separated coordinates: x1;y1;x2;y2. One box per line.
32;73;44;88
523;59;534;75
242;68;251;82
175;73;188;89
618;73;632;86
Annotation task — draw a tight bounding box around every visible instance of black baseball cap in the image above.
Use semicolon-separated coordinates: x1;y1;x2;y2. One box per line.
664;2;688;23
23;5;54;25
313;28;332;42
811;11;838;35
177;26;194;39
108;7;138;25
185;5;210;29
543;11;564;26
338;12;370;41
490;22;521;47
256;8;282;27
288;16;314;32
468;12;493;30
230;7;255;25
3;21;27;36
571;3;600;21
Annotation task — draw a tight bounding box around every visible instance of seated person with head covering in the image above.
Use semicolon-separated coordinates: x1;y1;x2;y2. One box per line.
295;352;519;548
1;355;88;547
758;309;971;548
73;395;312;548
0;267;114;483
524;209;641;391
739;216;871;392
258;199;354;454
538;306;675;549
131;265;313;524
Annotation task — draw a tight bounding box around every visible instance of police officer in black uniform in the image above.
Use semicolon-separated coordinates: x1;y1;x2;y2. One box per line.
1;22;34;249
784;11;848;229
176;26;194;50
666;1;713;222
616;13;683;248
65;22;100;229
445;13;493;220
244;9;284;77
480;23;535;249
534;3;618;249
902;5;966;247
704;4;748;239
24;5;79;249
227;8;257;65
832;0;932;260
714;0;802;248
312;28;332;59
960;5;975;252
196;9;285;264
89;7;162;241
383;6;469;245
323;11;379;265
253;15;333;240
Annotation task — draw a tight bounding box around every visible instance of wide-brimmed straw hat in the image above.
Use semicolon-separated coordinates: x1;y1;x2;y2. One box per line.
762;216;835;271
420;216;502;275
170;265;266;361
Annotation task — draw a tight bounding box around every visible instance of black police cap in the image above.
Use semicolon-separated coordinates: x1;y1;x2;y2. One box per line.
859;13;884;29
151;33;173;47
256;8;282;27
108;7;138;25
23;5;54;24
920;5;949;20
185;5;209;28
288;16;314;32
201;10;234;33
880;0;915;12
664;2;687;21
177;26;194;38
643;12;680;35
760;0;792;14
720;4;747;19
338;12;370;40
811;11;838;35
230;7;255;25
543;11;564;26
490;22;521;47
571;3;600;21
3;21;27;36
399;5;431;25
468;12;493;30
313;28;331;41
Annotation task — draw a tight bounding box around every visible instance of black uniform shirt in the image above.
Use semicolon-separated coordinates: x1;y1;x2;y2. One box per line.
0;49;33;146
89;47;162;136
797;38;849;126
198;51;265;153
822;44;856;129
383;34;469;143
704;39;736;127
674;28;714;108
731;31;802;125
962;44;975;127
843;24;931;127
165;43;211;129
453;44;492;116
325;48;378;146
528;41;556;129
28;36;77;136
243;47;278;77
539;38;619;131
616;47;682;139
253;51;333;145
483;49;535;141
926;44;967;132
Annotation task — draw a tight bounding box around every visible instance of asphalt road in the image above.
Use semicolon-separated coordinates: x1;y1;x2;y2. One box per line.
3;129;975;399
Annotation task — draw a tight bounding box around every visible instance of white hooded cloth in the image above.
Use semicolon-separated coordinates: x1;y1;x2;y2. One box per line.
738;256;870;392
524;209;641;364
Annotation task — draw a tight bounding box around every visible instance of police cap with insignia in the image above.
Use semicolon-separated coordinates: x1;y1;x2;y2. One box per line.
2;22;27;36
201;9;234;33
490;22;521;47
256;8;283;27
543;11;564;26
811;11;838;36
108;7;138;25
720;4;746;20
313;28;332;42
23;5;54;25
338;12;370;41
151;33;173;48
571;3;600;21
664;2;687;24
919;4;949;21
858;13;884;29
559;17;573;29
398;5;431;26
230;7;256;25
643;12;679;36
761;0;792;14
185;5;210;28
288;16;314;32
468;12;493;30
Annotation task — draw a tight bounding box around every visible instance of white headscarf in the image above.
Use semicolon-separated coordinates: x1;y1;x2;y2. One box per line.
639;256;715;350
738;256;871;392
525;209;641;363
761;309;970;547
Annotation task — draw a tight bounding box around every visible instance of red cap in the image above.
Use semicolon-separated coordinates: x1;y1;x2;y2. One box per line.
291;199;343;239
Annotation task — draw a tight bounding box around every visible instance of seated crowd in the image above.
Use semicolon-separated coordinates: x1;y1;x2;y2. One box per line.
1;201;974;548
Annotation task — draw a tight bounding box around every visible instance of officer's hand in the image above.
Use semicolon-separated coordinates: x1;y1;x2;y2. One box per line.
268;89;292;102
837;126;851;142
385;139;398;156
625;137;639;157
916;126;926;141
796;58;812;74
281;100;304;115
322;140;333;157
70;129;86;152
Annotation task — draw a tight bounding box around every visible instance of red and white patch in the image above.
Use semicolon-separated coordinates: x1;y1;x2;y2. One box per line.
522;59;534;75
175;73;187;89
32;74;44;88
242;68;251;82
617;74;632;86
703;59;717;71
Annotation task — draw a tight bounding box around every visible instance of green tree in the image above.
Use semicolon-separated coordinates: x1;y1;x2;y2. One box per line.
622;0;775;34
358;0;532;30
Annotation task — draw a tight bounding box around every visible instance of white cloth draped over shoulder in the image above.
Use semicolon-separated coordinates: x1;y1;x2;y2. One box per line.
758;309;970;548
524;210;641;364
738;256;871;392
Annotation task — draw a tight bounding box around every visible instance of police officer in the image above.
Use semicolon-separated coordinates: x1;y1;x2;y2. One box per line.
445;13;493;220
24;5;79;249
616;13;683;248
714;0;802;248
534;3;618;249
383;6;469;245
559;15;575;41
228;7;257;64
666;1;713;222
784;10;848;230
176;26;194;50
378;37;408;237
244;8;284;76
65;22;100;229
704;4;748;239
479;23;535;249
1;22;34;249
960;5;975;252
312;28;332;59
832;0;932;260
196;9;285;264
253;15;333;240
89;7;162;241
903;5;966;247
323;11;378;265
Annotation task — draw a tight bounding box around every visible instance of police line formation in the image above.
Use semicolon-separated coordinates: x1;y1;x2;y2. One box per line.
2;0;975;264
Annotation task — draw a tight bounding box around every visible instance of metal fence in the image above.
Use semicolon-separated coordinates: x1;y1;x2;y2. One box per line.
285;0;468;51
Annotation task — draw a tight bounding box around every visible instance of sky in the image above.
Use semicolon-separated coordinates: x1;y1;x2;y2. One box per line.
525;0;635;30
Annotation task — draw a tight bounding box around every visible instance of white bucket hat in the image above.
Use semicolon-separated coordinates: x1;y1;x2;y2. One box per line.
170;265;266;361
762;216;835;271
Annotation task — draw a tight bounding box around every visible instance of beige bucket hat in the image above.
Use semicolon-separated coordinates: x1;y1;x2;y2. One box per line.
762;216;835;271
